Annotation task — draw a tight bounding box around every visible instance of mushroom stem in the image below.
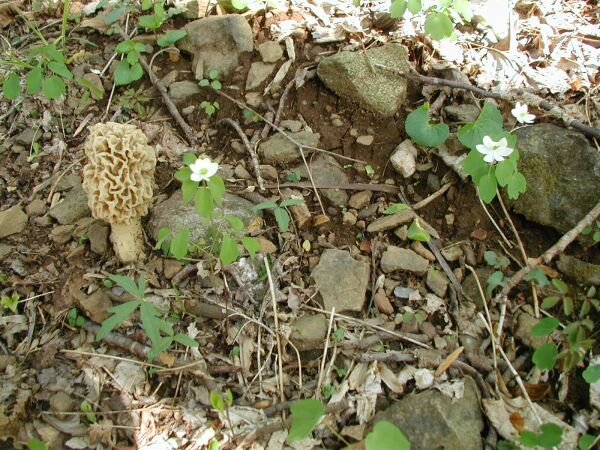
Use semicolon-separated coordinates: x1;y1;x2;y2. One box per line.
110;221;144;263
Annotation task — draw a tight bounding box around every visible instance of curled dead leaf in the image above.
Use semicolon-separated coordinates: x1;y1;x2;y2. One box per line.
374;290;394;315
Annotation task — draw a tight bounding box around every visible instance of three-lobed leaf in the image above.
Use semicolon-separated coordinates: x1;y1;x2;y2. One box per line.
287;399;325;441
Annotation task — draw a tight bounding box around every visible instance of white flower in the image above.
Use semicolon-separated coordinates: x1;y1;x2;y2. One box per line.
511;102;535;124
190;157;218;182
476;136;514;163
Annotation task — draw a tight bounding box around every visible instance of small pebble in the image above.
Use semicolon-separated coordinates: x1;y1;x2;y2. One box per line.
356;135;374;146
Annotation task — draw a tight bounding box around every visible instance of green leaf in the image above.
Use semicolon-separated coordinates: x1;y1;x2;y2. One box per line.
405;104;449;147
389;0;407;18
210;391;225;411
462;150;488;183
495;158;516;187
109;275;143;299
211;80;222;90
366;421;411;450
484;251;497;267
477;173;497;203
551;278;569;294
114;60;143;86
182;153;197;165
231;0;248;9
407;0;421;13
287;399;325;442
506;172;527;199
208;175;225;206
77;77;104;100
531;317;559;336
537;423;563;448
280;198;305;208
407;219;430;242
140;301;168;350
47;61;73;79
220;235;239;266
157;29;187;47
195;187;213;218
383;203;410;215
173;333;198;348
27;438;47;450
104;5;129;24
252;201;279;211
1;294;19;314
579;434;597;450
452;0;473;21
524;268;549;286
541;296;560;309
181;179;197;203
41;75;65;99
274;207;291;232
519;430;538;448
424;12;453;40
242;236;260;258
3;72;20;100
26;67;43;94
96;300;141;340
486;271;505;294
563;296;574;315
582;364;600;384
170;228;190;260
532;343;558;370
458;101;504;150
225;215;244;233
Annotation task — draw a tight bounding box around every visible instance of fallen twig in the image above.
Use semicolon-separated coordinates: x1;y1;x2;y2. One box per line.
375;64;600;140
218;118;265;192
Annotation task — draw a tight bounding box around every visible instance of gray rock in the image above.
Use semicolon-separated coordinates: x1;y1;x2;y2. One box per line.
317;43;410;117
0;243;14;260
87;220;110;256
56;174;82;192
290;314;328;351
178;15;253;79
348;191;372;210
312;249;370;313
48;184;90;225
25;199;47;217
281;120;303;133
258;41;283;63
50;392;77;413
246;62;275;90
367;209;415;233
444;104;480;123
50;225;75;244
509;124;600;244
0;206;28;238
358;203;379;220
426;268;448;297
294;154;350;206
557;254;600;286
14;128;41;146
372;377;484;450
168;80;202;105
149;190;260;249
260;131;320;164
245;92;262;107
381;246;429;275
393;286;418;299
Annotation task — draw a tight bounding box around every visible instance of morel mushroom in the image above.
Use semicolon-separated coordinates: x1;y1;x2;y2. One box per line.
82;122;156;263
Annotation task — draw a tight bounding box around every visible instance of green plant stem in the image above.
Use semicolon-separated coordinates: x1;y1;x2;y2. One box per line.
60;0;71;53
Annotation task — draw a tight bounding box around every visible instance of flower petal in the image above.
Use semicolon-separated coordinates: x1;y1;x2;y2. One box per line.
190;173;201;182
498;138;508;147
476;144;490;154
483;153;495;163
498;146;513;157
482;135;494;147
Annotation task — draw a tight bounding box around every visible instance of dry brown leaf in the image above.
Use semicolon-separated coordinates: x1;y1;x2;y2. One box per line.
509;411;525;432
0;3;19;29
312;214;330;227
374;290;394;315
435;346;464;376
521;382;551;401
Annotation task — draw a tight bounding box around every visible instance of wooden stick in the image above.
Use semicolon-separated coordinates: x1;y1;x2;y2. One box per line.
375;64;600;140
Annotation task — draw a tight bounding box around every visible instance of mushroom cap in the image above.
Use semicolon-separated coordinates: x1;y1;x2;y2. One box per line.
82;122;156;225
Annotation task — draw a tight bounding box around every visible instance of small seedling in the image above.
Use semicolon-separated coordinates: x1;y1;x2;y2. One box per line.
287;171;300;182
210;389;234;436
199;70;222;90
519;423;563;448
80;400;97;423
383;203;409;215
114;40;147;86
1;293;20;314
252;198;305;233
200;100;220;117
407;218;430;242
243;108;262;123
582;220;600;243
27;142;42;163
97;274;198;361
67;308;85;327
365;165;376;178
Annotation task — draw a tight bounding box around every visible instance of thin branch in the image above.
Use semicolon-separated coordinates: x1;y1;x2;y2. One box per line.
375;64;600;140
493;199;600;306
217;118;265;192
